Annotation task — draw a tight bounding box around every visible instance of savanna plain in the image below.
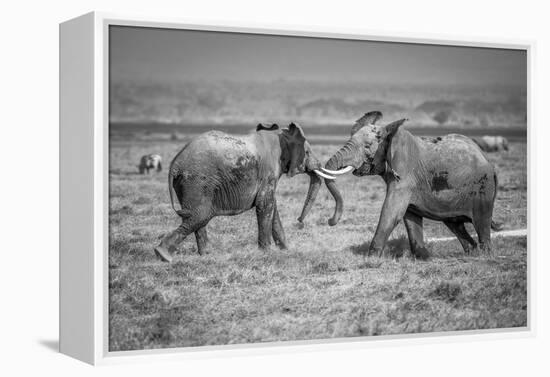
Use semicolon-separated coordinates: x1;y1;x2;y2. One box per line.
108;129;527;351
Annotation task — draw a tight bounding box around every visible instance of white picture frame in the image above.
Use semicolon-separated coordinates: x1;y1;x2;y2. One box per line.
59;11;534;365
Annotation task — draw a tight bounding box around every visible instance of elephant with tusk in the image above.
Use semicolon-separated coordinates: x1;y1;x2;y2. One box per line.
154;122;333;262
300;111;501;259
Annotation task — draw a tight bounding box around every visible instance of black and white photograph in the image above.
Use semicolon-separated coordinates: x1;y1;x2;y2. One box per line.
107;25;527;351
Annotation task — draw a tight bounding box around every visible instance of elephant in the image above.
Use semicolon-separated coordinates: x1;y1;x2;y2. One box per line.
139;154;162;174
472;136;509;152
154;123;334;262
299;111;501;259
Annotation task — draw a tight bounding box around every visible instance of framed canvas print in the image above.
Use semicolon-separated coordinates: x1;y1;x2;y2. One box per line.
59;12;532;365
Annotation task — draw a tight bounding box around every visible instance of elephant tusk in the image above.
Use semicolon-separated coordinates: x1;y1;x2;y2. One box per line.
321;166;354;175
313;169;336;180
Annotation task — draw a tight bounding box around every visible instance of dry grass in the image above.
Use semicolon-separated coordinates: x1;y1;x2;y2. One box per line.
108;138;527;351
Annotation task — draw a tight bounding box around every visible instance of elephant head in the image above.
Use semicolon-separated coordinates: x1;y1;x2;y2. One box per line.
299;111;408;226
275;123;335;223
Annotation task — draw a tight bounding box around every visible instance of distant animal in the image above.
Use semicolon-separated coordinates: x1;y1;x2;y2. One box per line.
473;136;509;152
154;123;333;262
139;154;162;174
300;111;501;259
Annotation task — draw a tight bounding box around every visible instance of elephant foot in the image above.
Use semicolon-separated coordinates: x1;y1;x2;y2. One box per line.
196;246;211;256
274;240;288;250
154;246;173;263
412;246;430;261
367;246;384;258
469;245;480;256
469;244;493;257
258;244;273;253
479;243;494;258
463;244;476;255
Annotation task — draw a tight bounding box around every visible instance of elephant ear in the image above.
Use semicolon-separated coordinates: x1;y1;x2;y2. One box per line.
367;118;408;176
256;123;279;132
380;118;408;141
287;122;306;140
351;111;383;135
282;123;307;177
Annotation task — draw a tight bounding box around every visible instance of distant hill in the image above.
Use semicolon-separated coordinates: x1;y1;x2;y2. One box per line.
109;122;527;145
110;79;527;129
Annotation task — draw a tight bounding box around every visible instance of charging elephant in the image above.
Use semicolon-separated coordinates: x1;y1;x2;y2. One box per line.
299;111;500;259
154;123;333;262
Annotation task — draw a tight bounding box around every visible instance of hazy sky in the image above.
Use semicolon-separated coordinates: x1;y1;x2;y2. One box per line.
110;26;526;86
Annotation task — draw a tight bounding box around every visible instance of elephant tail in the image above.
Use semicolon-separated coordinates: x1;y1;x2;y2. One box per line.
168;171;189;218
493;171;498;203
490;172;503;231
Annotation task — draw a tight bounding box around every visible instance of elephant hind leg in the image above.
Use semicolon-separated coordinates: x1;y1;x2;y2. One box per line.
155;214;212;262
472;200;494;256
403;210;430;260
155;224;192;263
472;216;493;256
194;225;210;255
444;220;477;254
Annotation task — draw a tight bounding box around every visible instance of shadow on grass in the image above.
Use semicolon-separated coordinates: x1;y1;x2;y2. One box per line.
349;236;409;259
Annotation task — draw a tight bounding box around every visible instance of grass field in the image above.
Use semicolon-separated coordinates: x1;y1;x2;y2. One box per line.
108;134;527;351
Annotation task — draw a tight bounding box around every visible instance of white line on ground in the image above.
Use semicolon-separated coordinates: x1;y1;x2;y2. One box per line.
427;228;527;243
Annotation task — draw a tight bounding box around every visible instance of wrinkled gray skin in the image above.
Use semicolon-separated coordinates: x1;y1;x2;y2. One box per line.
472;136;509;152
302;111;500;259
154;123;323;262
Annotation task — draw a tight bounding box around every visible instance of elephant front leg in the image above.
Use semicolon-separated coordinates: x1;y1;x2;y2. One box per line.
255;190;275;250
369;188;410;257
404;211;430;260
272;202;287;250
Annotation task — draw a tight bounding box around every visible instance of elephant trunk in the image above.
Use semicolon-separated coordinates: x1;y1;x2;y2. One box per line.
325;141;359;226
297;172;322;223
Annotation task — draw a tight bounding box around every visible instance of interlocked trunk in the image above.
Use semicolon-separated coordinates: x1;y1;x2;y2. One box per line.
325;141;360;226
297;151;324;223
297;173;322;223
